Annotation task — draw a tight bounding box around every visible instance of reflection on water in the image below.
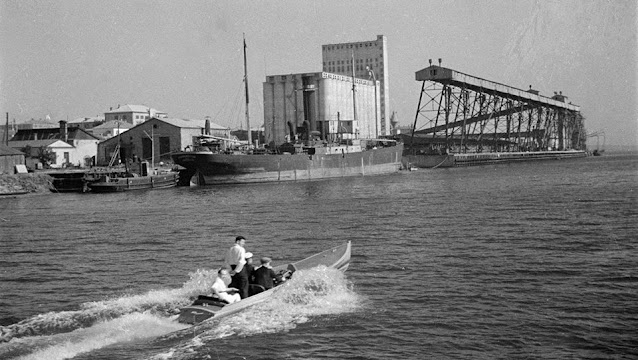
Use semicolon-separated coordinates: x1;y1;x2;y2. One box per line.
1;154;636;359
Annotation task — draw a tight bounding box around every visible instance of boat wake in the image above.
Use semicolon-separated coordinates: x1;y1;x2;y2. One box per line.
1;313;186;360
148;266;360;360
0;269;218;360
0;267;358;360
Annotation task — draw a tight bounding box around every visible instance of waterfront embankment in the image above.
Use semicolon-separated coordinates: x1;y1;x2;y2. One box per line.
0;173;52;195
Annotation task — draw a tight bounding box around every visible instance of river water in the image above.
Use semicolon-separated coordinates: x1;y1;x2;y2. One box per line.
0;153;636;359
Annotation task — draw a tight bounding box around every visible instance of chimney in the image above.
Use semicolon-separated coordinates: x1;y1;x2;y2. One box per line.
59;120;68;142
438;58;442;66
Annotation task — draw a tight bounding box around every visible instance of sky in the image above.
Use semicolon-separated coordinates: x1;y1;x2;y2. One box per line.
1;0;636;147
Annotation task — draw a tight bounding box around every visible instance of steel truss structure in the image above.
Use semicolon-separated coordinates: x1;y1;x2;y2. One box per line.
409;66;587;154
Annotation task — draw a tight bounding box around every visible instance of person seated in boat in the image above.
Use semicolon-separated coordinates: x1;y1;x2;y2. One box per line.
224;235;250;299
211;268;241;304
244;252;255;284
252;257;281;290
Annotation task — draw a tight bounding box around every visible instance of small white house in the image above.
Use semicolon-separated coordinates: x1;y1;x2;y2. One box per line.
8;121;100;168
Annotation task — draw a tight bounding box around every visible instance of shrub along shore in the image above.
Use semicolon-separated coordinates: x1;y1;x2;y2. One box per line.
0;173;52;195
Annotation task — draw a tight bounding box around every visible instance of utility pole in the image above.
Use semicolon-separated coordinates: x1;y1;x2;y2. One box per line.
5;113;8;145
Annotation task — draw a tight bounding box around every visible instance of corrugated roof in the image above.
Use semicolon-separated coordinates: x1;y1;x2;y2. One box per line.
157;117;229;130
68;116;105;124
9;139;73;149
0;144;24;156
91;120;133;130
10;127;100;141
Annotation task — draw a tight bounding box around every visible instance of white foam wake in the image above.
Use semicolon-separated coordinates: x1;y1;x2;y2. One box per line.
6;312;187;360
149;266;361;360
0;268;219;359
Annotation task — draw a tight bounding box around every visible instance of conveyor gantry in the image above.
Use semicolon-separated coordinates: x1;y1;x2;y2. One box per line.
409;64;587;154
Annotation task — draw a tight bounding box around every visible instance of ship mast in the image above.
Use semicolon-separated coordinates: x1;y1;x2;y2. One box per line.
243;34;252;147
351;51;357;139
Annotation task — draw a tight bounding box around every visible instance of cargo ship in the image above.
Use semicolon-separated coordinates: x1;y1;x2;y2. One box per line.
172;36;403;185
172;136;402;185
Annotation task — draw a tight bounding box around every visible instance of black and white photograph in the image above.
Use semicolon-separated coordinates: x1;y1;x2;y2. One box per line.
1;1;636;359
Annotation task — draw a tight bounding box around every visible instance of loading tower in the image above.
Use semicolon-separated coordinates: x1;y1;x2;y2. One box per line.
408;62;586;154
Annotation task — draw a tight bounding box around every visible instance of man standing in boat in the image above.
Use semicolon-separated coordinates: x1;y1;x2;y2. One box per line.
224;236;250;299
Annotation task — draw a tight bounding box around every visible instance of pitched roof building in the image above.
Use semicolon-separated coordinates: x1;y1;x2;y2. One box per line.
0;144;25;174
88;120;133;140
8;121;100;168
68;116;105;130
104;104;167;126
96;117;230;166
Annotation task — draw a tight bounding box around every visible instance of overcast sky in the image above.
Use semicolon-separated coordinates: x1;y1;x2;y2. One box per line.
1;0;636;146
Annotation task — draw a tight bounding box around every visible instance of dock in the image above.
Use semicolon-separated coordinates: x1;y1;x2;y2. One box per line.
403;61;587;167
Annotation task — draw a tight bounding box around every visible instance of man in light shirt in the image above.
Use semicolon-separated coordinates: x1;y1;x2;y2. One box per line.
224;236;249;299
211;268;241;304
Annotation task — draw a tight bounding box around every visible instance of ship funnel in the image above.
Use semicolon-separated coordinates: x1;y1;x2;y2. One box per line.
205;118;210;135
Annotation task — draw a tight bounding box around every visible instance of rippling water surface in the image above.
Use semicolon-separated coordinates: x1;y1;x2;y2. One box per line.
1;153;636;359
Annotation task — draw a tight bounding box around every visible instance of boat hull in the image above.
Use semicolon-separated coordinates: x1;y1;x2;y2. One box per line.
87;173;179;192
172;145;403;185
403;150;588;168
176;241;351;324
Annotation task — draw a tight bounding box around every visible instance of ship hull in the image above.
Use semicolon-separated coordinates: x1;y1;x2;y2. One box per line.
87;173;178;192
172;144;403;185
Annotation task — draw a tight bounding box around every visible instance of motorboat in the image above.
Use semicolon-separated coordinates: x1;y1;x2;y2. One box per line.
177;241;351;324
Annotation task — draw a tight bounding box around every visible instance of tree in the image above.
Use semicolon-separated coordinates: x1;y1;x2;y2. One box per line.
20;145;32;157
36;146;56;168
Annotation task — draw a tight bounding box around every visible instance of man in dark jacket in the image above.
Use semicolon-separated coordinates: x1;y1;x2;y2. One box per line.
253;257;279;290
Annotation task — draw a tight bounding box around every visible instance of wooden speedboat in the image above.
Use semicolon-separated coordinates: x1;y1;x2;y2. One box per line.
177;241;351;324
